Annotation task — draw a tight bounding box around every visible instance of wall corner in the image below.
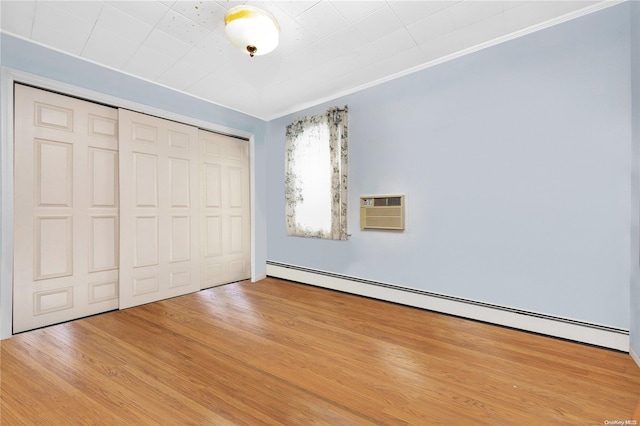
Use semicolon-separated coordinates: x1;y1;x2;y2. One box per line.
630;0;640;362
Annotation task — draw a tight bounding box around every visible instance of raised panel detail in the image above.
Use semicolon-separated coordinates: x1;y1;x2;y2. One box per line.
205;216;222;257
14;84;119;333
204;264;221;280
133;276;159;295
170;158;190;208
204;140;220;156
230;216;243;254
171;216;190;262
198;129;250;289
229;260;245;274
169;130;189;150
35;102;73;131
205;164;221;208
131;122;157;144
34;287;73;315
90;148;117;207
90;216;118;272
35;216;73;279
169;270;191;288
120;108;201;309
228;144;243;160
134;216;158;267
89;281;118;303
228;167;242;208
133;153;157;207
36;140;72;207
89;115;117;138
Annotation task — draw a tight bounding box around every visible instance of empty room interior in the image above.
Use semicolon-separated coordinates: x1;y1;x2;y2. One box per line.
2;0;640;424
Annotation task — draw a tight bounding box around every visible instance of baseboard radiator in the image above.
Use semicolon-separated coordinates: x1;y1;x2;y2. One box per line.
266;261;629;352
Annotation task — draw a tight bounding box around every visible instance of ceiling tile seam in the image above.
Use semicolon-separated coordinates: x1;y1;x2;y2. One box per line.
166;3;219;37
78;2;106;58
332;2;384;27
171;0;224;28
344;26;427;79
28;2;35;40
181;68;217;96
4;0;623;121
0;29;267;121
121;5;189;77
129;3;173;58
167;6;544;120
159;3;238;65
263;0;625;121
295;2;387;63
282;1;323;19
385;3;421;51
451;4;503;31
160;54;198;80
313;2;361;44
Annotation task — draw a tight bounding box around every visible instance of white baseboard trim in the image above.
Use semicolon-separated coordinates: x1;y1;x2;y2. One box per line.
266;261;630;352
253;273;267;282
631;348;640;368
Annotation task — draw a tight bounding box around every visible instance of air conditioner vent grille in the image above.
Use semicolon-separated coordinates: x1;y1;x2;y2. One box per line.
360;195;405;230
366;207;402;217
366;216;403;228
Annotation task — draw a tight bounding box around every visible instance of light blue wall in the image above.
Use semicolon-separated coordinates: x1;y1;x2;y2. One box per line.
266;4;633;329
0;32;268;279
630;0;640;357
1;3;636;339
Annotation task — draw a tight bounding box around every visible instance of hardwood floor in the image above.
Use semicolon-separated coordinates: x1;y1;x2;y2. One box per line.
2;277;640;425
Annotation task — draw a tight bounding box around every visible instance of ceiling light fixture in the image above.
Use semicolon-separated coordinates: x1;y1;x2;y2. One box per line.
224;5;280;57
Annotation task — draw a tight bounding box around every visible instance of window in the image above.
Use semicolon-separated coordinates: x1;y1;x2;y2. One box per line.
285;106;348;239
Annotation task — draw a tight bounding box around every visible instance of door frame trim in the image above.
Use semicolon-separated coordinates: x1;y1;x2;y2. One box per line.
1;66;258;339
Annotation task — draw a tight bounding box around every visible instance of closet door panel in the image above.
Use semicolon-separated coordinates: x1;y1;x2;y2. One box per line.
13;84;119;333
199;130;251;288
119;109;200;309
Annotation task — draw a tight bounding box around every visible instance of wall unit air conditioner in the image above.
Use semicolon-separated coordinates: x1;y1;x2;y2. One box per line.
360;195;405;230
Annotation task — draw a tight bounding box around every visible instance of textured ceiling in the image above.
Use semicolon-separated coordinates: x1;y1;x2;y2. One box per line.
1;1;612;120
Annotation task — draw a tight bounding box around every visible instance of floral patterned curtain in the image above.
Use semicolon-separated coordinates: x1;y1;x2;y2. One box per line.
285;106;348;240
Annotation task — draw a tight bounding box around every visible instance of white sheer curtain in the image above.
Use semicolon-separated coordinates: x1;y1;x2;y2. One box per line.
285;106;348;239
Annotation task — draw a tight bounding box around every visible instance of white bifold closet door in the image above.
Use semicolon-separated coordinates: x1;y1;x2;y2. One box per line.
14;86;251;333
13;84;120;333
118;109;201;309
199;129;251;288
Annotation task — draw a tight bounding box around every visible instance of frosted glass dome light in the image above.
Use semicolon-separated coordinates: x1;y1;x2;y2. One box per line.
224;6;280;57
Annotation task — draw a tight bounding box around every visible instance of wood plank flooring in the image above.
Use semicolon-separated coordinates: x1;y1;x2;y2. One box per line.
2;277;640;425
